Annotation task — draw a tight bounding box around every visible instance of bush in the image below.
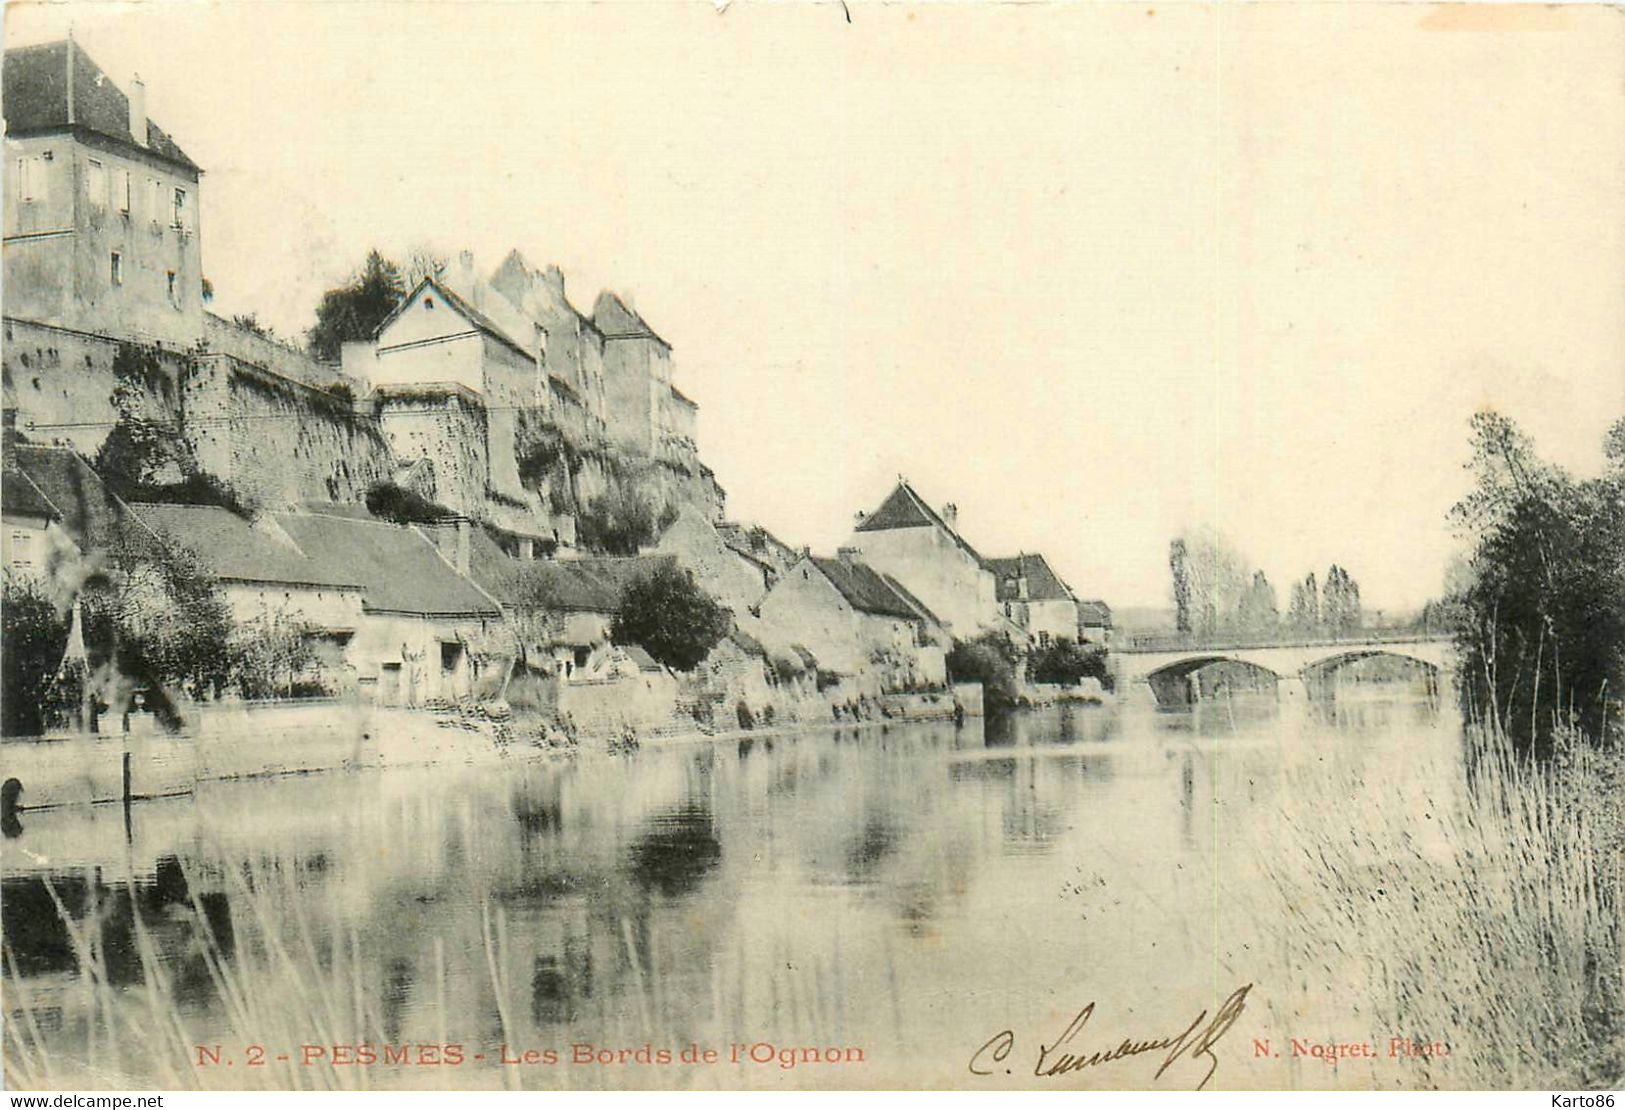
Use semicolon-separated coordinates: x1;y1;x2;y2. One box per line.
946;631;1024;709
610;564;730;672
576;486;678;556
1028;638;1112;689
364;480;453;525
1;581;72;736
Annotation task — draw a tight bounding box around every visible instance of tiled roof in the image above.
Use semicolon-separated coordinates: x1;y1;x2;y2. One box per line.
988;553;1076;603
810;556;922;621
569;554;680;601
621;643;665;673
669;384;697;408
853;482;988;566
2;467;60;520
271;512;499;618
1077;599;1114;627
463;528;619;613
130;503;362;590
11;446;128;550
3;41;201;174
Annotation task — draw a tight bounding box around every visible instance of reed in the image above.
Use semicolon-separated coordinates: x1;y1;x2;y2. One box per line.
1259;720;1623;1088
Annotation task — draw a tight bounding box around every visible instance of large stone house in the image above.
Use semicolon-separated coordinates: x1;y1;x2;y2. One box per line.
758;550;947;693
987;553;1082;647
846;480;1000;639
3;39;204;347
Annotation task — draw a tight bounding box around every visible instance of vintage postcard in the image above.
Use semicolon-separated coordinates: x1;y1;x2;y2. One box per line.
1;0;1621;1095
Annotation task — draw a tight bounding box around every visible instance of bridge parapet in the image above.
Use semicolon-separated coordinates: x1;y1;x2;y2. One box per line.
1111;635;1456;686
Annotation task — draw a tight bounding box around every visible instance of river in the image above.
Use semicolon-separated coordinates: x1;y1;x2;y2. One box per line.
1;680;1461;1090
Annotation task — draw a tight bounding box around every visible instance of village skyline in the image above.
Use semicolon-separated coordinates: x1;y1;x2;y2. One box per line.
7;3;1623;611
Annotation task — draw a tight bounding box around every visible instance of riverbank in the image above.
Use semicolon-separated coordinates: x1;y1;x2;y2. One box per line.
0;684;987;813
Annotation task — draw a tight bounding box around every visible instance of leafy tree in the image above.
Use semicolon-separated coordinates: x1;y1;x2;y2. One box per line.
1169;538;1192;634
1322;565;1363;637
1237;570;1279;636
1287;572;1319;635
577;486;678;556
1027;638;1111;689
1448;411;1625;754
946;631;1024;709
610;564;730;672
80;523;235;723
307;251;406;361
229;612;324;699
2;580;72;736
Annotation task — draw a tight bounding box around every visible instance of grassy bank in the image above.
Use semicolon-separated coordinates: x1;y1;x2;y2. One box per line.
1260;722;1623;1088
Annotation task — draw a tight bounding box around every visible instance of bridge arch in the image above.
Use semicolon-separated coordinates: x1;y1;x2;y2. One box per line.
1297;649;1441;699
1144;656;1281;708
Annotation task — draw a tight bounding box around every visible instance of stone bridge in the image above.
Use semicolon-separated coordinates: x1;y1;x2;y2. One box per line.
1111;633;1456;707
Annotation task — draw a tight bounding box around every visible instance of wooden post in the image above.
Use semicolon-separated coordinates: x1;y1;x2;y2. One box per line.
122;748;132;842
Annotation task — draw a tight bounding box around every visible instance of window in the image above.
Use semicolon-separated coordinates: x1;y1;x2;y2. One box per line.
15;155;47;202
424;297;435;310
152;179;165;223
86;159;108;208
9;531;33;568
109;252;123;286
172;187;187;229
1038;631;1052;648
116;168;131;214
166;271;177;300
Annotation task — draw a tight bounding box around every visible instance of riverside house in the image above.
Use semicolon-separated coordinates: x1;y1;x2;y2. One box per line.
987;553;1082;647
846;480;1001;639
758;549;948;694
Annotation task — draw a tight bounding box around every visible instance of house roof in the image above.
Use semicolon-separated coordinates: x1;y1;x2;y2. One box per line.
621;643;664;673
271;512;500;618
130;503;363;590
11;446;129;549
569;554;679;601
669;384;697;409
592;290;671;350
463;528;619;613
716;521;795;569
373;277;536;364
3;40;201;174
1077;599;1114;627
810;556;927;621
987;553;1076;604
853;481;988;566
2;467;60;521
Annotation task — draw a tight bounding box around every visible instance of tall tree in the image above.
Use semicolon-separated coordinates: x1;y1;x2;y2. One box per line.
1169;538;1192;634
306;250;406;361
1448;411;1625;753
1238;570;1279;636
1288;571;1319;635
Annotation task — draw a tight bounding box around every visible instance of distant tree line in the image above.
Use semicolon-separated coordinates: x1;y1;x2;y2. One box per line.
1167;527;1363;640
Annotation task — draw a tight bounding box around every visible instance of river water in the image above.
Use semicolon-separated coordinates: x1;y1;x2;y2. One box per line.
2;681;1460;1090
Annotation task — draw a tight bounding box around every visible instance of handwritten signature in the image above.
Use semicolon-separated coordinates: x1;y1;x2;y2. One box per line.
968;983;1252;1090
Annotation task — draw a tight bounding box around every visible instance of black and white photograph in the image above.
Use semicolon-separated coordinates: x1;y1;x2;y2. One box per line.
0;0;1621;1095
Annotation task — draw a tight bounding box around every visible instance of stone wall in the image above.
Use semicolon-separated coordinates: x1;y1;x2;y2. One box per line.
184;352;394;508
1;317;186;456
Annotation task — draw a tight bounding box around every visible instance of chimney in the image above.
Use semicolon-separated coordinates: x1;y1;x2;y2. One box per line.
454;518;471;576
836;546;862;565
1;408;16;470
128;75;147;147
942;503;958;528
853;510;867;528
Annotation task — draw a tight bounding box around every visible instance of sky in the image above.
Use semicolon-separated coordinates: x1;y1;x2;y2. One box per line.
7;1;1624;612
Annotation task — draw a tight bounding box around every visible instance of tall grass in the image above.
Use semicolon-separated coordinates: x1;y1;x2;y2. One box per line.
1260;720;1623;1088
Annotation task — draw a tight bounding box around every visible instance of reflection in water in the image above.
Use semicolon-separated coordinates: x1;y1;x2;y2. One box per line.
2;685;1449;1089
